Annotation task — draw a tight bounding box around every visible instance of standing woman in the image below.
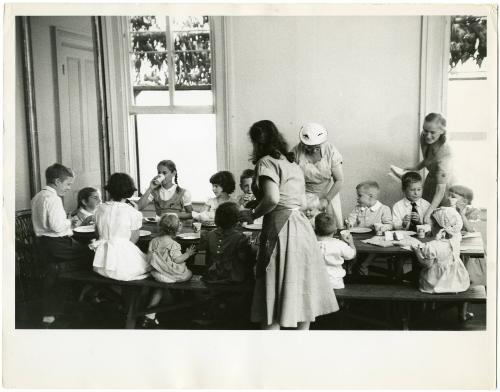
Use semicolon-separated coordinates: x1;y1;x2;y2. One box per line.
405;113;455;223
137;160;193;219
240;120;339;330
291;123;345;229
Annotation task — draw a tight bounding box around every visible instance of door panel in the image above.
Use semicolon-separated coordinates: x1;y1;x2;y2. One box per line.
55;28;102;211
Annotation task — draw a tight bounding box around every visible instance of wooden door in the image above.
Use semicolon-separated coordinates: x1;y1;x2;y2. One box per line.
54;28;102;211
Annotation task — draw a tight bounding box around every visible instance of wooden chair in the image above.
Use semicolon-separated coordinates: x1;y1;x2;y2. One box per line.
15;209;44;302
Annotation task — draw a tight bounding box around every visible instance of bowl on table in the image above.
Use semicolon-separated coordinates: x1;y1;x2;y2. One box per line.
348;227;372;234
73;225;95;233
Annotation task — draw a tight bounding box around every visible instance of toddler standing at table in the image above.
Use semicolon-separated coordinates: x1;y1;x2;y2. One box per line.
346;181;393;275
315;213;356;289
403;207;470;294
142;213;196;328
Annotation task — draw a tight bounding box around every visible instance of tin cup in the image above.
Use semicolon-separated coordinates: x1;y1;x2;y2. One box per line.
340;230;350;242
374;223;384;236
416;224;426;239
192;222;202;233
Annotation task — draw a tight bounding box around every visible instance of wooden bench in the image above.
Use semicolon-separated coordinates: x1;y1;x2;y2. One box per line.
59;270;486;329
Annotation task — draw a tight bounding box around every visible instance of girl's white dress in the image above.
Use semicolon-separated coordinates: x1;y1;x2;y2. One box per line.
92;201;150;281
418;238;470;294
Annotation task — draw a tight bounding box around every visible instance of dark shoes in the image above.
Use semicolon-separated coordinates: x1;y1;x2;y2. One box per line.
139;316;160;329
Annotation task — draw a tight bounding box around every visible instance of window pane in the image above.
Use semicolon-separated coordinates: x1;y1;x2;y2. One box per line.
130;52;168;87
174;51;211;88
174;90;213;106
135;114;217;202
171;16;209;32
129;16;166;32
173;31;211;51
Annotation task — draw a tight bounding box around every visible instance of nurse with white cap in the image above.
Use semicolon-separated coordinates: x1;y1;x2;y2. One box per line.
291;122;345;230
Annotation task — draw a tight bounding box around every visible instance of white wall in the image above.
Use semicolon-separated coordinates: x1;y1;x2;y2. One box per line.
225;16;422;214
15;19;31;210
30;16;92;183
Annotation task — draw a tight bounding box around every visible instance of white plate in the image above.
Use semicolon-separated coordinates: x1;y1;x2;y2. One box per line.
394;230;416;237
242;222;263;230
73;225;95;233
143;217;157;223
349;227;372;234
177;233;201;240
139;230;152;237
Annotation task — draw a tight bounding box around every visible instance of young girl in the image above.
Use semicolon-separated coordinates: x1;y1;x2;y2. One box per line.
70;187;101;227
198;202;256;283
193;171;236;222
406;207;470;294
137;159;194;219
91;173;150;281
315;213;356;289
141;213;196;328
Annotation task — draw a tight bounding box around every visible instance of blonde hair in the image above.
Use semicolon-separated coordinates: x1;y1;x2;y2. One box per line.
158;213;180;236
356;181;379;197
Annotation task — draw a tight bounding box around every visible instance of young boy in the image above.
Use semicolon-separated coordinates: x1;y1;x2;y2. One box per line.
392;172;430;230
448;185;481;233
346;181;393;276
31;163;93;326
237;169;256;208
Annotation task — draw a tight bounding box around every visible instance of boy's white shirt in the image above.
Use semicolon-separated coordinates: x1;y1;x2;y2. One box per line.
392;197;431;230
31;186;73;237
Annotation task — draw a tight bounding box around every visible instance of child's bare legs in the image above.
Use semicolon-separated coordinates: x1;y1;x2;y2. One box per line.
262;321;280;330
145;288;163;320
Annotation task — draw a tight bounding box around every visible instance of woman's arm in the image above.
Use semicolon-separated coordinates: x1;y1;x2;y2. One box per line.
405;160;426;171
324;165;344;202
423;184;446;223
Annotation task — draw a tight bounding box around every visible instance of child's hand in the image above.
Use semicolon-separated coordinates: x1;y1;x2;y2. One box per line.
410;212;421;223
185;245;197;257
239;209;254;224
344;219;352;229
456;200;467;213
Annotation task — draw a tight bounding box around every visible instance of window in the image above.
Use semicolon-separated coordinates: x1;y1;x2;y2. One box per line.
127;16;217;201
447;16;490;208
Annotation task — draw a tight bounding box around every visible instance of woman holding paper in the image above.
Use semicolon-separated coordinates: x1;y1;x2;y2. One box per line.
405;113;455;224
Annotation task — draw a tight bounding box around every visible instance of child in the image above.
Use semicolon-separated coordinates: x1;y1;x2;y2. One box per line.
193;171;236;222
448;185;485;321
142;213;196;328
406;207;470;294
91;173;150;281
31;163;94;326
448;185;481;233
70;187;101;227
199;202;256;283
237;169;256;208
392;172;431;230
346;181;393;231
315;213;356;289
346;181;393;275
305;193;322;228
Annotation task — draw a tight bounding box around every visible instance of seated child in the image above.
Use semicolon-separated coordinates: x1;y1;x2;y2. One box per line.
392;172;430;230
198;202;256;283
31;163;94;326
237;169;256;208
346;181;393;275
70;187;101;227
305;193;321;228
346;181;393;230
448;185;481;233
315;213;356;289
193;171;236;222
448;184;485;321
141;213;196;328
406;207;470;294
91;173;150;281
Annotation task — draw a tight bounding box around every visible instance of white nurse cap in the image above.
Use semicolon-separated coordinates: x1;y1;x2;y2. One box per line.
299;123;328;146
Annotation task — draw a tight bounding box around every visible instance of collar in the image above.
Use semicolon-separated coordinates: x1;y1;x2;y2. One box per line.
368;201;382;212
160;183;177;192
79;208;93;217
404;197;421;206
44;185;57;194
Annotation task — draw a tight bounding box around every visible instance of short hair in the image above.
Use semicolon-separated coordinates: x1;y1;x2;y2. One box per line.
104;173;137;201
401;172;422;191
158;213;180;236
424;112;447;129
210;171;236;194
356;181;379;196
449;185;474;203
240;169;254;183
214;202;240;230
77;187;99;209
45;163;74;184
314;213;336;236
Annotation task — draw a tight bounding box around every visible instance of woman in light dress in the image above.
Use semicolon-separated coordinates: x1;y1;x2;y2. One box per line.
91;173;150;281
240;120;339;330
291;123;345;230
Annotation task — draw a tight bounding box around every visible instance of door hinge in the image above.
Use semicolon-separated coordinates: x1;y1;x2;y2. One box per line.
62;64;65;75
